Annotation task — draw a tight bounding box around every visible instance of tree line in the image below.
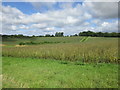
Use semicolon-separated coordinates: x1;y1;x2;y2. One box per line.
1;31;120;38
78;31;120;37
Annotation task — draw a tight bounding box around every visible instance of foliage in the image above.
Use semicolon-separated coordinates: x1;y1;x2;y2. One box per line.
55;32;64;37
45;34;54;37
79;31;120;37
19;41;61;45
1;31;120;39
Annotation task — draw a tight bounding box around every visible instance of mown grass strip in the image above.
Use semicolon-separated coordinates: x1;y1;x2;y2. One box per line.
80;37;89;42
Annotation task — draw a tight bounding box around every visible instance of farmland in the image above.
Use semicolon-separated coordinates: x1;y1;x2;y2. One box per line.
2;36;119;88
2;37;119;63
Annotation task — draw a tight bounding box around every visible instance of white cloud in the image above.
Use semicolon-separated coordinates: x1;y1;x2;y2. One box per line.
31;23;47;29
1;2;118;35
65;16;79;24
19;25;29;29
83;2;118;19
11;25;17;30
101;22;109;27
46;27;55;30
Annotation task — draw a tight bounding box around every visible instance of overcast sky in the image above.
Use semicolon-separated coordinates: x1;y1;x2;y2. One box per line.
1;0;119;36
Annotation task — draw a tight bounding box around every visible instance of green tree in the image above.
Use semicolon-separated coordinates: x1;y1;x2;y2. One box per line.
55;32;64;37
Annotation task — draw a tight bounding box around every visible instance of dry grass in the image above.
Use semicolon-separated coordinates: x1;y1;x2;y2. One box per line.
15;45;27;47
0;44;6;46
3;74;29;88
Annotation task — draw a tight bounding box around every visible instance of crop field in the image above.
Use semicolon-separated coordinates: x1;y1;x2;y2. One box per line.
1;36;119;88
2;37;119;63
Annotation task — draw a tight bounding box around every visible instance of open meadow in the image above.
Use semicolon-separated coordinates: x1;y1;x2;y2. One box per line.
2;36;119;88
1;1;119;88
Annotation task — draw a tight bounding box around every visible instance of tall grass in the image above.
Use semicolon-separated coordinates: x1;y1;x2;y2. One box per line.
2;37;118;63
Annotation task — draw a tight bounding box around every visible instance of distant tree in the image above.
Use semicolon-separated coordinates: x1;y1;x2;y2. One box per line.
74;34;78;36
51;35;54;37
38;35;44;37
32;35;35;37
55;32;64;37
61;32;64;36
110;32;118;37
1;31;120;39
79;31;120;37
96;32;104;37
45;34;51;37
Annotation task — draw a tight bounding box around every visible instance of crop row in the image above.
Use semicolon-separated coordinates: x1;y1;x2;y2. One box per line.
2;40;119;63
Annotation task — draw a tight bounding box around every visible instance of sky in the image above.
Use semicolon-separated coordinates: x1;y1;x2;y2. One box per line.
1;0;119;36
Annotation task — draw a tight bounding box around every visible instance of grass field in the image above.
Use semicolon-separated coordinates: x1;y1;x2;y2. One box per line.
3;57;118;88
2;36;119;88
2;36;83;45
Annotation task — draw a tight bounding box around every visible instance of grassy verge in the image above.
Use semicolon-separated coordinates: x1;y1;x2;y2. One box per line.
2;57;118;88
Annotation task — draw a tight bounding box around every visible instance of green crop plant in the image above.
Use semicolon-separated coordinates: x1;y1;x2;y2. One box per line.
2;37;118;63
